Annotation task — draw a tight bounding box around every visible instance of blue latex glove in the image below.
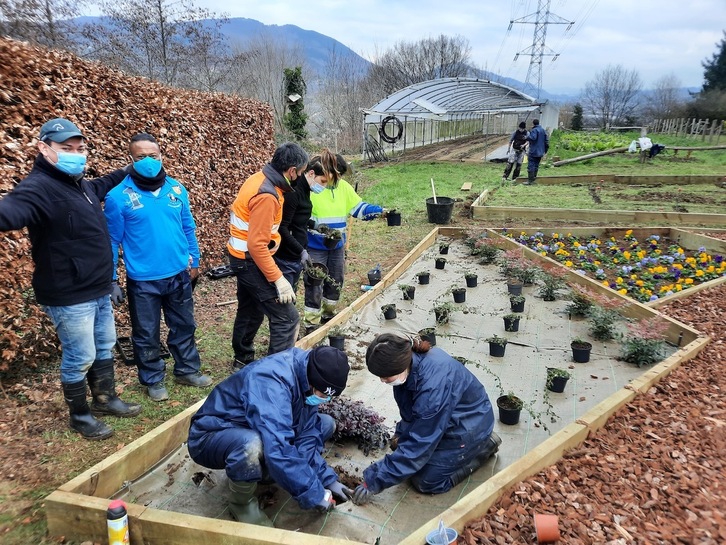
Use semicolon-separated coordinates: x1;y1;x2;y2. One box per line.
352;483;372;505
362;204;383;221
315;489;335;513
328;481;353;503
110;282;125;306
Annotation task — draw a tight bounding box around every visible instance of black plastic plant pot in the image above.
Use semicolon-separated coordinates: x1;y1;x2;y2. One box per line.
382;305;397;320
465;275;478;288
452;288;466;303
434;309;450;324
418;328;436;346
304;262;328;287
402;286;416;300
417;273;430;285
504;316;520;332
328;335;346;351
115;336;135;366
496;395;522;425
510;299;525;313
367;268;382;286
489;342;506;357
507;280;523;295
386;210;402;226
439;245;449;255
571;341;593;363
435;258;447;270
547;369;569;393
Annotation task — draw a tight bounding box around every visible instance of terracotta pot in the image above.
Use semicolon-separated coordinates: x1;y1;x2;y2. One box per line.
534;513;560;543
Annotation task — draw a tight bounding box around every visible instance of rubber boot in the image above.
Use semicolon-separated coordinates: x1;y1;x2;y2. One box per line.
88;359;142;417
321;297;339;323
448;432;502;488
502;162;513;180
228;480;274;527
525;171;537;185
62;380;114;440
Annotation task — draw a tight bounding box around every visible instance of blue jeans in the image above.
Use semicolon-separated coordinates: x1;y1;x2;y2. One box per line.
229;253;300;363
188;413;335;482
127;270;201;386
43;296;116;384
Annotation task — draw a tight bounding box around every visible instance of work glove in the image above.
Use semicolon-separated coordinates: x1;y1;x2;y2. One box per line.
110;282;125;306
273;276;296;304
315;489;336;513
362;204;383;221
328;481;353;504
300;249;313;268
352;483;372;505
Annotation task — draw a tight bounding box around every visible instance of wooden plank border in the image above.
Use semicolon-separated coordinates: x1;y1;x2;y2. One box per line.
46;225;711;545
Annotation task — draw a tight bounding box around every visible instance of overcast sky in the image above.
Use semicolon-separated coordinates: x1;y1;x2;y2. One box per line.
195;0;724;95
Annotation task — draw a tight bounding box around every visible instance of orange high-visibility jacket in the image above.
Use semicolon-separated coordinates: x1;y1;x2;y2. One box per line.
228;169;289;282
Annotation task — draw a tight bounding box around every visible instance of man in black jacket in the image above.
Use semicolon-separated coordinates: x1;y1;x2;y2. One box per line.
0;118;141;440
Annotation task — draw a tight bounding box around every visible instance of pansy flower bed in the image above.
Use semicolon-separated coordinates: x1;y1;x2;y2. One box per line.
501;229;726;303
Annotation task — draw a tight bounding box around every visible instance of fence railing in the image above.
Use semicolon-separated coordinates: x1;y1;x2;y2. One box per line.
650;118;723;143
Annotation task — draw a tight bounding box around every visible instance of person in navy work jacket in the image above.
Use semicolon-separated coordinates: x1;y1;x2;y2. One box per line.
351;333;501;504
104;132;211;402
0;118;140;441
187;346;353;526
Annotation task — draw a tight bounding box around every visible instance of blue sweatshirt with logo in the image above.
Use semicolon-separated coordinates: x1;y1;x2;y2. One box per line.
104;175;200;281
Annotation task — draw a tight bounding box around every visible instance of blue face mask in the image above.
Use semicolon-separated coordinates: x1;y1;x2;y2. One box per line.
133;156;163;178
310;182;326;194
52;151;87;176
305;394;331;406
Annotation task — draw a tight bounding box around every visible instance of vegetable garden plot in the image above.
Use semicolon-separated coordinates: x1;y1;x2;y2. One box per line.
45;228;706;545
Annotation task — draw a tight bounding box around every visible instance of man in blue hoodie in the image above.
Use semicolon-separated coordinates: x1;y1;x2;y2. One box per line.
0;118;140;440
104;133;211;402
525;118;549;185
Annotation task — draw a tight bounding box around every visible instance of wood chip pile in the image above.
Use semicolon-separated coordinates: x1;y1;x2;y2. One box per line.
0;37;275;371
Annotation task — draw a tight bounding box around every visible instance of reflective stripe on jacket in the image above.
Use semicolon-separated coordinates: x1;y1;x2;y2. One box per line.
307;178;362;251
228;164;291;280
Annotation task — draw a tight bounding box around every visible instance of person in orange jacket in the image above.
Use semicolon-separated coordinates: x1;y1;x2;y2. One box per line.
228;143;309;370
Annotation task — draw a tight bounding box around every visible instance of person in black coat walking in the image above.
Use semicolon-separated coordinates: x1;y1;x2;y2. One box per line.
0;118;140;440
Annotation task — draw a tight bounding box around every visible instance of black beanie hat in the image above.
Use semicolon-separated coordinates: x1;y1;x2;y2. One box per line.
365;333;412;378
307;346;349;396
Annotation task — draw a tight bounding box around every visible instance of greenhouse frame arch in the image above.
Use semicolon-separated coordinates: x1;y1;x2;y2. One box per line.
362;77;558;161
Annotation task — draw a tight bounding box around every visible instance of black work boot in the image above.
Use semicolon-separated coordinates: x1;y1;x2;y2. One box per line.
88;359;142;417
62;380;114;440
449;432;502;488
525;172;537;185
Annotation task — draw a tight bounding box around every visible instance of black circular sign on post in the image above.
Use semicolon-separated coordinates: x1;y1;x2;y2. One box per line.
379;115;403;143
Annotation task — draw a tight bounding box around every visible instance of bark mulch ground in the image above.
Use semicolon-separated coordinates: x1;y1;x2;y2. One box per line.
461;284;726;544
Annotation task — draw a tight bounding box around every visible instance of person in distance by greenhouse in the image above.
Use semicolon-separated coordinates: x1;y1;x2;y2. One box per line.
524;118;549;185
0;117;140;441
303;154;383;332
502;121;529;182
187;345;353;526
350;333;501;504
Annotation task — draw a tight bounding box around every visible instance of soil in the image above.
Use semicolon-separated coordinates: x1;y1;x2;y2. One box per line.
398;134;508;163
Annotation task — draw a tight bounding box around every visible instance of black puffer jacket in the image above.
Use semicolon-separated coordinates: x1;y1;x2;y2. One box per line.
0;155;127;306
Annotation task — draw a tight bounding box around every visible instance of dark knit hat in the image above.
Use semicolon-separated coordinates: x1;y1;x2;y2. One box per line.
365;333;412;378
518;121;527;129
307;346;349;397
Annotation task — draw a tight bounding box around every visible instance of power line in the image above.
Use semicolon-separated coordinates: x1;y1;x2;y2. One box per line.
510;0;574;98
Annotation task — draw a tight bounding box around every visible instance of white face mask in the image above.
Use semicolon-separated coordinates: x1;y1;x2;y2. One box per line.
388;370;408;387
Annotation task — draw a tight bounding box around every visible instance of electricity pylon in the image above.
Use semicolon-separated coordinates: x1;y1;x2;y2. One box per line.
510;0;574;98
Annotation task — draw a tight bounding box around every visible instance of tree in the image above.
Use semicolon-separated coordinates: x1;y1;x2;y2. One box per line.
227;33;307;135
366;34;472;95
582;65;643;128
571;103;584;131
82;0;230;88
702;30;726;92
0;0;86;49
642;73;685;122
282;67;307;140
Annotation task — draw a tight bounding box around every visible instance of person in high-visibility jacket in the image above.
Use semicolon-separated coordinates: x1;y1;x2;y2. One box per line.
228;143;309;370
304;155;383;329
